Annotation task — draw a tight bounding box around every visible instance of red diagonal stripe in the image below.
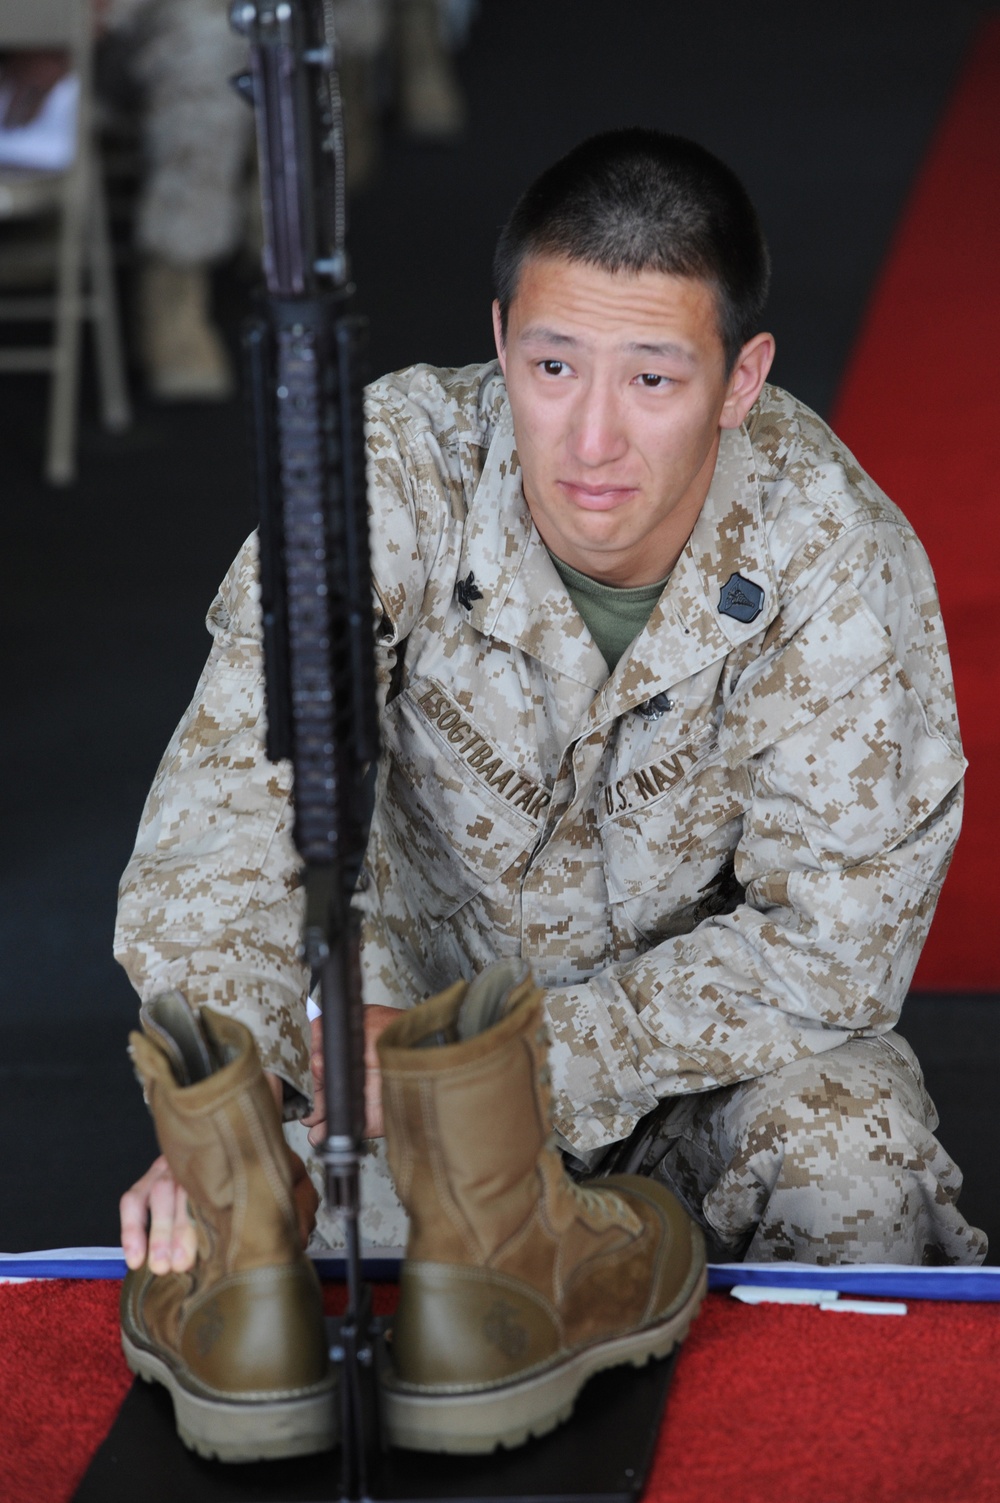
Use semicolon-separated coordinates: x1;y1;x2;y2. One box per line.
831;18;1000;988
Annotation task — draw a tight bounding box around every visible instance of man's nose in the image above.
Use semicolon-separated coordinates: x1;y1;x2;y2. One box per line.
569;382;628;467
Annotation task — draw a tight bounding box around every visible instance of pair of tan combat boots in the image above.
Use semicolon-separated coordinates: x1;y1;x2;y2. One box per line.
121;961;706;1462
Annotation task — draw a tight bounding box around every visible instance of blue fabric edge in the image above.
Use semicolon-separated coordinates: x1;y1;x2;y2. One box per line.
2;1253;998;1301
706;1263;1000;1302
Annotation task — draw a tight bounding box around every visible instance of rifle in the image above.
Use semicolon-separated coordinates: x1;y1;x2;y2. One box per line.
229;2;379;1492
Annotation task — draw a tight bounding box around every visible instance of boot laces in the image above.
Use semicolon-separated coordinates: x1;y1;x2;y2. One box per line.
536;1020;622;1230
571;1181;622;1227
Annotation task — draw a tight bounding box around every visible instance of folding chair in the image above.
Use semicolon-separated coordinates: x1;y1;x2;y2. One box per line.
0;0;130;484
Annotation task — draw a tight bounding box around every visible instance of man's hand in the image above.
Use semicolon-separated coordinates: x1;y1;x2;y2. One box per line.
120;1072;319;1271
120;1153;197;1274
303;1004;400;1146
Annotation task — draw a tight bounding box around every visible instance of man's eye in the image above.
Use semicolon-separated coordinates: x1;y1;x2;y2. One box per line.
540;360;567;376
637;373;667;388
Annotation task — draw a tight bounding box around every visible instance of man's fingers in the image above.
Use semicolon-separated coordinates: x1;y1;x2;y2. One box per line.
364;1004;400;1068
170;1181;198;1272
304;1079;326;1146
305;1021;326;1145
309;1017;324;1090
305;1005;396;1143
120;1154;195;1273
143;1163;196;1275
120;1155;166;1270
305;1070;382;1140
287;1150;319;1247
365;1068;384;1139
302;1088;325;1125
362;1005;399;1137
146;1163;179;1274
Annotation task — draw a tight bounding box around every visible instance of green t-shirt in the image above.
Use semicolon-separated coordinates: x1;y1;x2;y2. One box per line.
548;552;670;673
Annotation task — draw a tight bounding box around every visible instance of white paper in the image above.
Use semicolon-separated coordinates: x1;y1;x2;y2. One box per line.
820;1299;907;1316
730;1284;838;1306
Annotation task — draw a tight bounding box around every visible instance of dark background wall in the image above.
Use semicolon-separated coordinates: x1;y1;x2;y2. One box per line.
2;0;995;1254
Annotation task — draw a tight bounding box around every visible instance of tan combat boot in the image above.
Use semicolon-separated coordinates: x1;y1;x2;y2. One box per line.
120;992;337;1461
137;258;234;401
377;959;706;1453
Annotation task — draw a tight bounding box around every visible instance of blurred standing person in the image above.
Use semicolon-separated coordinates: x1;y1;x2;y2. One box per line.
107;0;251;399
114;0;475;380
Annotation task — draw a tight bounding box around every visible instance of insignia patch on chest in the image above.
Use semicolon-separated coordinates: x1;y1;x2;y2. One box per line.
718;572;764;623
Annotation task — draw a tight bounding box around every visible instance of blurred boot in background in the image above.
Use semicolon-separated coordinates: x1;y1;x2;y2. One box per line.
137;256;231;400
395;0;466;141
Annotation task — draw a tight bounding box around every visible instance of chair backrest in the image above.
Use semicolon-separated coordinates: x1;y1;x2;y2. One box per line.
0;0;87;50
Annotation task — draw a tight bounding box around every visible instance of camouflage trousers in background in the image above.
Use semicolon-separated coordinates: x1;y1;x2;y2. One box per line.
107;0;253;266
289;1031;987;1266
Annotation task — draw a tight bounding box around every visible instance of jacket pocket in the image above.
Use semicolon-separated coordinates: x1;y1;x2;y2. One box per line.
760;660;966;866
378;679;543;924
718;580;965;866
600;758;750;946
717;578;894;768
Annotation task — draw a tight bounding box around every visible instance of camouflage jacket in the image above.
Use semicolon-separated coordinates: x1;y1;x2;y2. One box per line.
115;364;965;1154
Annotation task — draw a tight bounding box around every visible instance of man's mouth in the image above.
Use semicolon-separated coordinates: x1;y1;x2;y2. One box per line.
556;480;638;511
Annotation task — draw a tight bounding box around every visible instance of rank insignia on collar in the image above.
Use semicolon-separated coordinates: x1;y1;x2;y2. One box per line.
718;572;764;623
456;571;483;610
635;692;674;720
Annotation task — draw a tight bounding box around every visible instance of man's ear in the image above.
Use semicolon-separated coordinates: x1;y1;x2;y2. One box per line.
720;332;775;429
492;300;507;376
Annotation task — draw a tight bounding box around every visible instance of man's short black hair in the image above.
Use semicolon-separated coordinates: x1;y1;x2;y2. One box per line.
493;128;770;372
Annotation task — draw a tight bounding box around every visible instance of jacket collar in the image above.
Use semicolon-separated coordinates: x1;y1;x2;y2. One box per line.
456;402;608;690
456;391;779;713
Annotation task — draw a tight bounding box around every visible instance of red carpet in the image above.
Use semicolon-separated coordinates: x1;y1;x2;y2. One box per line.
831;18;1000;988
2;1280;999;1503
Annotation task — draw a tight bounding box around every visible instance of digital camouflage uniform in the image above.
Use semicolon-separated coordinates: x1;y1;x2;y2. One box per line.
115;363;987;1265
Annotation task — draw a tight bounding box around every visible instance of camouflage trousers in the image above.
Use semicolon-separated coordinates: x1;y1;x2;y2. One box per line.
289;1031;987;1265
597;1032;987;1266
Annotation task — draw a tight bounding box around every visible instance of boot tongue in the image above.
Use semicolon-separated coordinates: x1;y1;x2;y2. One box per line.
456;959;529;1041
140;990;223;1085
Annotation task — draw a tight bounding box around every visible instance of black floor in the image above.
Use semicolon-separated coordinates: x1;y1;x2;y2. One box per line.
2;0;997;1259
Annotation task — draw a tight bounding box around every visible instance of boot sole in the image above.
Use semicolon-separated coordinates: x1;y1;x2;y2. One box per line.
121;1329;338;1462
381;1261;707;1454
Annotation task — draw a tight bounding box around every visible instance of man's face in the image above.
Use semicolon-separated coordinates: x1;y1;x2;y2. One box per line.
494;254;766;587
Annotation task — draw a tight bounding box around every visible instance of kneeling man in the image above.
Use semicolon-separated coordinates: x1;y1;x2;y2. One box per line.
118;128;987;1271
